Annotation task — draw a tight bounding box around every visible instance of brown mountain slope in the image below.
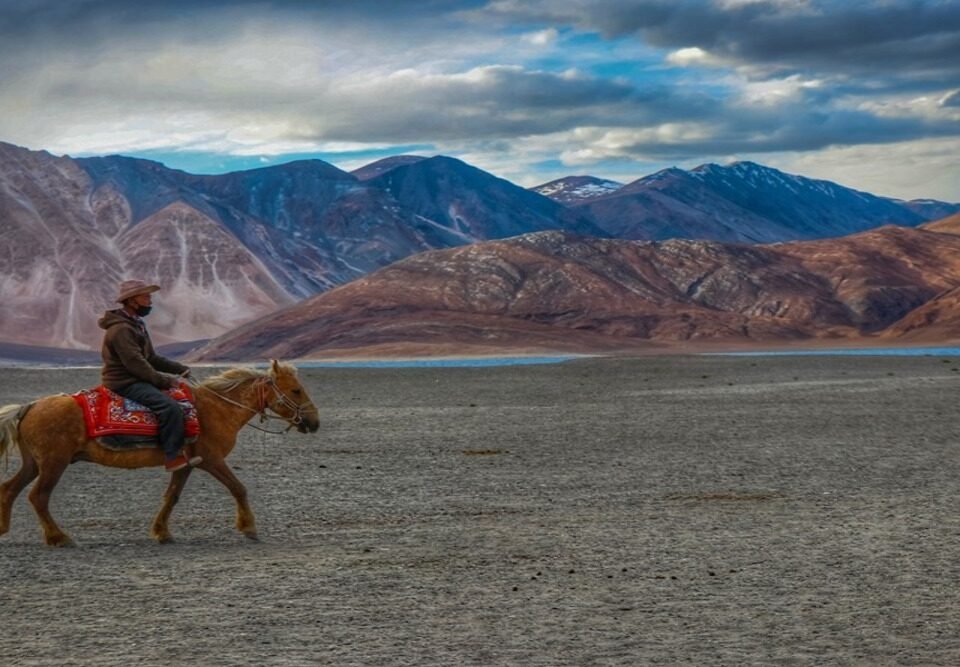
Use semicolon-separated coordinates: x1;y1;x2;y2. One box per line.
0;143;124;349
190;226;960;361
919;212;960;236
881;286;960;343
0;143;296;349
118;202;294;345
773;225;960;331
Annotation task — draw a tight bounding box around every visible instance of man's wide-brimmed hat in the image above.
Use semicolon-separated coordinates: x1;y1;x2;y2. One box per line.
115;279;161;303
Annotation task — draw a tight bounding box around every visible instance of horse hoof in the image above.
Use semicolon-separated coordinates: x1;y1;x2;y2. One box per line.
153;534;174;544
47;536;76;548
244;531;260;542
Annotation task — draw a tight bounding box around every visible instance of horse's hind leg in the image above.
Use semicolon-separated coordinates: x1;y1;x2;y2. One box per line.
151;467;193;544
28;458;74;547
0;450;39;537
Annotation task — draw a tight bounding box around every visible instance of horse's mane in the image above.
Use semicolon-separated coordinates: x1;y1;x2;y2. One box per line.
200;364;298;393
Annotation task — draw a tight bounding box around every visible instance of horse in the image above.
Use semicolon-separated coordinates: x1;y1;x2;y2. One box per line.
0;359;319;547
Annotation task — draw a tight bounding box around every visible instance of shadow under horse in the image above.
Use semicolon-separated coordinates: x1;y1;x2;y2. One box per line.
0;360;319;547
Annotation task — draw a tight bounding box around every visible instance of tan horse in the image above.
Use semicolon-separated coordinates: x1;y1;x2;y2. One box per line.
0;360;319;547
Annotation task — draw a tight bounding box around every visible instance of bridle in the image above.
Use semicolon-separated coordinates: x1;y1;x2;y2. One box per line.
192;375;312;435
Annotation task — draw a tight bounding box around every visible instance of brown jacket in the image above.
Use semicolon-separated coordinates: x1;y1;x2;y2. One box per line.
99;309;188;391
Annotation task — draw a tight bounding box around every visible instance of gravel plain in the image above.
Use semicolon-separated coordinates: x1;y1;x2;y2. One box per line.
1;354;960;666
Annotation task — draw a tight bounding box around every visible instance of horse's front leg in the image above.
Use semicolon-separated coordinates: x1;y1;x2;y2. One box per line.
202;459;258;540
151;467;193;543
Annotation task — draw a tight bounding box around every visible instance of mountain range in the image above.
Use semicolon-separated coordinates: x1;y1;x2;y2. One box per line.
550;162;947;243
1;140;957;354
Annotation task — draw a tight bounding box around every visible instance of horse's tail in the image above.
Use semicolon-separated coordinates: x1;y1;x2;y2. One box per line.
0;403;28;467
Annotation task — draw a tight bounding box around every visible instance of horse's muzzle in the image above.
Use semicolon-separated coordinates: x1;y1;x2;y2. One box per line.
297;416;320;434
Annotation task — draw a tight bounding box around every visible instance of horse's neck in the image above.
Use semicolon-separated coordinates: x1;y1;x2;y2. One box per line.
196;382;262;433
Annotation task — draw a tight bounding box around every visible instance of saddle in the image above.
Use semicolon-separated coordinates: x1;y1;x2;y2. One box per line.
72;384;200;449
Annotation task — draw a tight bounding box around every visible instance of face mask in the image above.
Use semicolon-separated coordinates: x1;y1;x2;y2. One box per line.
135;305;153;317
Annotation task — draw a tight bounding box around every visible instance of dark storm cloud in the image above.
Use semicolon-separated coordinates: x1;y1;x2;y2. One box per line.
0;1;491;85
286;67;718;144
621;107;957;161
0;0;482;39
6;1;958;86
487;0;960;89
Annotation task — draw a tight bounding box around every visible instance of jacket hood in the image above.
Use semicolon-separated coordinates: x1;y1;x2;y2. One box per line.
98;309;136;331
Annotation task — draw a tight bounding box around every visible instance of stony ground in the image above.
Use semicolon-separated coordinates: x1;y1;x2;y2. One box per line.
2;354;960;666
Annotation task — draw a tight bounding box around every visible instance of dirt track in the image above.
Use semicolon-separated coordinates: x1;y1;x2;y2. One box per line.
2;354;960;666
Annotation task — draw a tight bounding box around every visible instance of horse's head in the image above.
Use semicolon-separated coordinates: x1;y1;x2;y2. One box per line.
265;359;320;434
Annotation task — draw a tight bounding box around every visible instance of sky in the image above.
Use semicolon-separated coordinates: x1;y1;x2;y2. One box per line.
0;0;958;201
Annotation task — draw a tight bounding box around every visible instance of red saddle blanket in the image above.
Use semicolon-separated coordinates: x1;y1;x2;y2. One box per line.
72;385;200;439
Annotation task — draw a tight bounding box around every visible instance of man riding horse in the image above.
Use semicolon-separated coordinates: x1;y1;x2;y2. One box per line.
100;279;202;472
1;282;318;546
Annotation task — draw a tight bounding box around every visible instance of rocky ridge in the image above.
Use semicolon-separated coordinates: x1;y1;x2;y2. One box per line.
190;224;960;361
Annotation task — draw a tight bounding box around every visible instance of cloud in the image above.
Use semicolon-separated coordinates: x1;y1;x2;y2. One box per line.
0;54;688;154
0;6;721;157
772;137;960;201
942;90;960;107
666;47;727;68
0;0;957;200
522;27;559;46
486;0;960;89
547;115;925;163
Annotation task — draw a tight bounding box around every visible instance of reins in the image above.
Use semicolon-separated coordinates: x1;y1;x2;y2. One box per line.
187;375;307;435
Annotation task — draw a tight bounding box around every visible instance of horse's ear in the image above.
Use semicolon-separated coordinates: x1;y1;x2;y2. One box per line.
270;359;281;377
